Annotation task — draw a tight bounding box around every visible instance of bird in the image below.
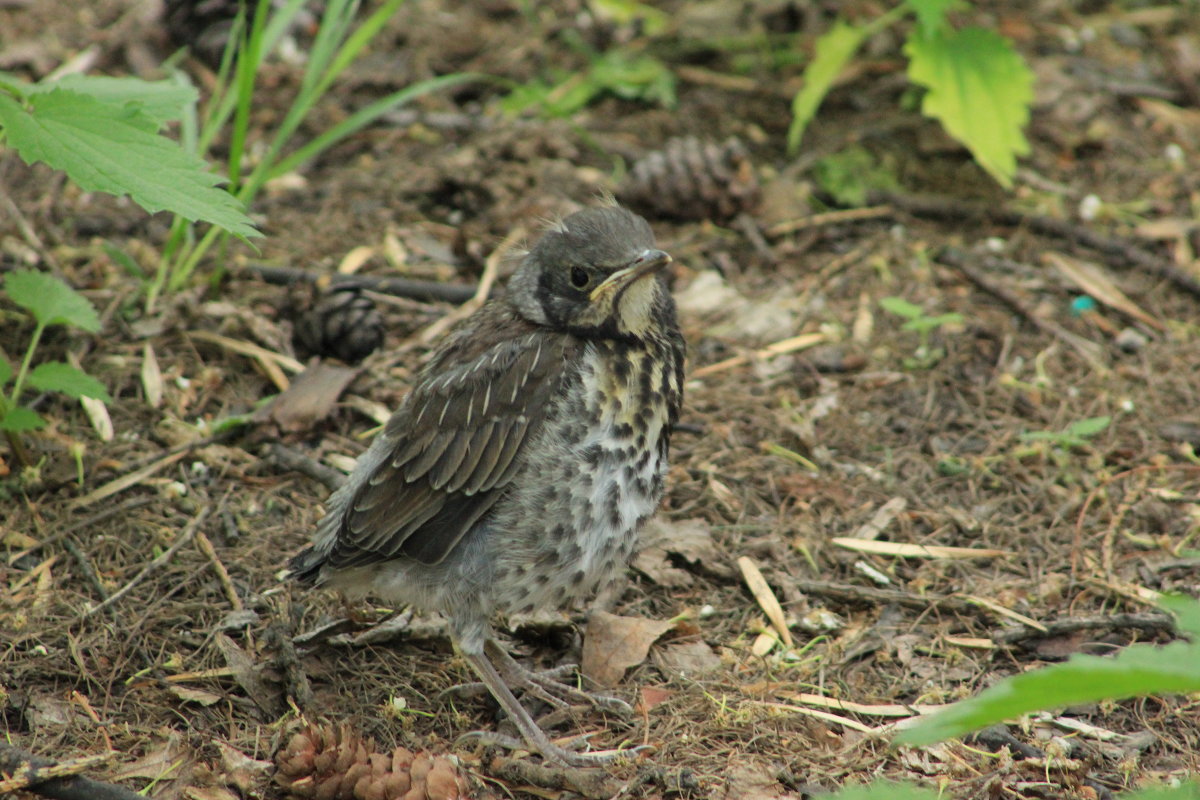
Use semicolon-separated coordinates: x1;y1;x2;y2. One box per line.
289;202;685;766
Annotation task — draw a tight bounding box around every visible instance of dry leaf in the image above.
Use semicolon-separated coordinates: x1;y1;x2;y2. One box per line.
638;686;674;712
581;611;673;687
634;517;729;586
215;741;273;795
653;639;722;679
81;395;114;441
142;342;163;408
214;634;278;717
1044;252;1163;331
258;360;359;432
168;685;222;706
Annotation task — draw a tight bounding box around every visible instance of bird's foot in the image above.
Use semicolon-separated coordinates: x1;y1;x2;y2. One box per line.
443;664;632;717
456;729;650;767
512;664;633;717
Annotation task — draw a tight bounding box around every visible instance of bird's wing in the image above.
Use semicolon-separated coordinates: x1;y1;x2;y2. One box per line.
323;316;576;568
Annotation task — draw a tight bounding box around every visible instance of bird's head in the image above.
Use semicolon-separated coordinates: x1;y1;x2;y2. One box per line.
508;205;673;340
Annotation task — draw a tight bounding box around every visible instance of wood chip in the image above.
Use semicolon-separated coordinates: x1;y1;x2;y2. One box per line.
831;538;1012;559
960;594;1047;631
691;332;825;378
746;700;875;733
849;497;908;540
772;691;944;718
68;450;188;510
737;557;793;647
141;342;163;408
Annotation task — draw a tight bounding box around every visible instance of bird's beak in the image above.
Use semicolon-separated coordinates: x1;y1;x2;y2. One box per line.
589;249;672;302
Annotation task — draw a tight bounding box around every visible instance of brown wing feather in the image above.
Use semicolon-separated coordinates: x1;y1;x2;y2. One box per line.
324;305;576;567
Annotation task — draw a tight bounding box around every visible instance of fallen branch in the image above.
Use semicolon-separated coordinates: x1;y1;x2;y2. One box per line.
244;264;476;305
874;191;1200;300
0;743;138;800
992;611;1176;646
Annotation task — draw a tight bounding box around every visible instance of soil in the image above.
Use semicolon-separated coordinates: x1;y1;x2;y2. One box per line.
3;1;1200;799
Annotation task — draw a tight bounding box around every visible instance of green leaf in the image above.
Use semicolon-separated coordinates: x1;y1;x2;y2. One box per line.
1122;782;1200;800
897;598;1200;746
1066;415;1111;438
0;354;11;387
27;362;112;401
821;783;940;800
0;405;46;432
788;20;868;155
0;88;259;237
905;0;961;35
879;296;924;320
905;26;1033;187
3;269;100;331
24;75;197;128
813;146;900;207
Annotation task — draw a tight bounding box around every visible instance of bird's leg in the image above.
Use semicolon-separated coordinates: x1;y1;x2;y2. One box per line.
485;639;634;718
458;643;642;766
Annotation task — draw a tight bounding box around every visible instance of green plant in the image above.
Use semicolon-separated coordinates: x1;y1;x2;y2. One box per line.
0;73;259;240
818;782;1199;799
898;595;1200;748
154;0;481;309
788;0;1034;188
501;30;675;118
1;270;111;466
879;295;963;368
813;145;900;207
1019;415;1111;451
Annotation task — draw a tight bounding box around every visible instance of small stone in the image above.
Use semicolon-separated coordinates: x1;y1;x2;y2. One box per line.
1114;327;1148;353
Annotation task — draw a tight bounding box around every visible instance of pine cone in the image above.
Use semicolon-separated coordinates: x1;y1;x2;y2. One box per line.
291;284;384;365
618;137;760;222
275;722;471;800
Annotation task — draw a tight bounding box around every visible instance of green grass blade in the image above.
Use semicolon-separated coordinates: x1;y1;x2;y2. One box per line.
268;72;484;180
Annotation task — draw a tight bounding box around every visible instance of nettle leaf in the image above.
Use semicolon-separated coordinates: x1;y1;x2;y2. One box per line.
28;362;112;401
788;20;867;155
3;269;101;331
0;88;259;237
904;26;1033;187
897;597;1200;746
906;0;961;35
24;75;198;128
0;406;46;432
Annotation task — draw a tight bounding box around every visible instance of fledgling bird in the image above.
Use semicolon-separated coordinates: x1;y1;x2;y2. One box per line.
289;203;684;765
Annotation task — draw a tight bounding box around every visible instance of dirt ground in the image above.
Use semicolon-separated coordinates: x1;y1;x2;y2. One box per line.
3;1;1200;798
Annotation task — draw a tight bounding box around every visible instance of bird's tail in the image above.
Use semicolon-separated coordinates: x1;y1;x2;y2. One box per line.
285;545;326;585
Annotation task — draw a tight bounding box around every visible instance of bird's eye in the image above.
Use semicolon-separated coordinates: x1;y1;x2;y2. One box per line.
570;267;590;289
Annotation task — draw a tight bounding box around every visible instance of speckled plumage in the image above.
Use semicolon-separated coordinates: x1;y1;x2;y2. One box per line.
290;204;683;765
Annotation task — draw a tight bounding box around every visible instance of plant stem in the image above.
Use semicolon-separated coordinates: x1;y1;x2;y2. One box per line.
9;321;45;403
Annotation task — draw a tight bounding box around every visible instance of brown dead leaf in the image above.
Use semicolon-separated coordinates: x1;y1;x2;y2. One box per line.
258;359;360;432
638;686;674;712
581;611;673;688
168;685;222;707
109;733;193;786
653;639;723;679
214;634;279;717
185;788;240;800
723;763;806;799
633;517;729;587
215;741;273;795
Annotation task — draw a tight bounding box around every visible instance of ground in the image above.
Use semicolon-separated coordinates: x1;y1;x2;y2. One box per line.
3;1;1200;799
